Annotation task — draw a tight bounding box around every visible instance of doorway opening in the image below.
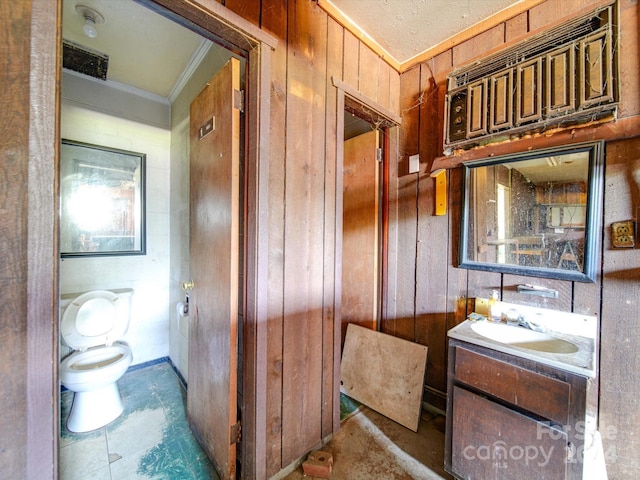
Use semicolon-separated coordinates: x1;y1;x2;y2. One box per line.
57;1;274;478
335;82;400;357
341;111;384;347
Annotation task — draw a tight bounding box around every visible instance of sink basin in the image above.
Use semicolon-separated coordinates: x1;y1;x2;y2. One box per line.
470;322;579;354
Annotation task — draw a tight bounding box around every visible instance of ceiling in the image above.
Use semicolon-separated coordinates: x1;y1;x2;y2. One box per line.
62;0;208;99
62;0;525;99
325;0;527;65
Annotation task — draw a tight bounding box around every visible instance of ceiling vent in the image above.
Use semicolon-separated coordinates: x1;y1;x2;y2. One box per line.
444;2;618;153
62;40;109;81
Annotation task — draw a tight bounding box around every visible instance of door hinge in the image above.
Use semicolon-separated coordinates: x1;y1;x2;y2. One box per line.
233;89;245;112
376;147;383;163
230;421;241;444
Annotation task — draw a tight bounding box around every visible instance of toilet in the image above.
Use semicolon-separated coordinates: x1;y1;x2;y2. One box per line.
59;288;134;433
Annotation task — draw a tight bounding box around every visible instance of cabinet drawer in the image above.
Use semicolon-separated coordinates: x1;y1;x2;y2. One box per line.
451;386;569;480
455;346;570;425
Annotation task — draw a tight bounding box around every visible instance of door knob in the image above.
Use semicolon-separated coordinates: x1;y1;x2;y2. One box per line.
182;280;195;291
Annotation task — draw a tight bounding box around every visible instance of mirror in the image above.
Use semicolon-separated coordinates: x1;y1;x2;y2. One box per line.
459;141;603;282
60;140;146;257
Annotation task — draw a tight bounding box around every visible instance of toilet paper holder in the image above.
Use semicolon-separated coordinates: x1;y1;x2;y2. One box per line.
176;294;189;317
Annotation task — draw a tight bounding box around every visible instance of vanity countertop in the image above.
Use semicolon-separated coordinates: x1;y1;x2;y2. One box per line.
448;302;597;378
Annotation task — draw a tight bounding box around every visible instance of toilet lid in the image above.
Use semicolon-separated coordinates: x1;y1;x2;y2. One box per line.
61;290;127;350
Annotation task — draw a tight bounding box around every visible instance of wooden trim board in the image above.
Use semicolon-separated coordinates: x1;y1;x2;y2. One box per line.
340;323;428;431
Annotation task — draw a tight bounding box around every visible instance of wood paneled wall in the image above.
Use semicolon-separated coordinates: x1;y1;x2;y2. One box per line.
395;1;640;478
223;0;400;475
217;0;640;477
7;0;638;479
1;1;59;479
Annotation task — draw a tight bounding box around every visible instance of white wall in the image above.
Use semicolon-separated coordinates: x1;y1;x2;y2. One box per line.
59;44;242;375
60;79;172;366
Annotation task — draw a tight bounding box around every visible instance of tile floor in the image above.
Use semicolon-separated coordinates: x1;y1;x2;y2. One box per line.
60;361;219;480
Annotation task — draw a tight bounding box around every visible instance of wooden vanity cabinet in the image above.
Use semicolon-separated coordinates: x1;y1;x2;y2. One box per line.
445;339;594;480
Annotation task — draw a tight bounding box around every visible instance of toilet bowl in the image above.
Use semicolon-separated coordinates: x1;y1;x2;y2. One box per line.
59;289;134;433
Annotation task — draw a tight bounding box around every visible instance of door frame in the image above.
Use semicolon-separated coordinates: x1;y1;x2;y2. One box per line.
28;1;276;478
332;76;402;430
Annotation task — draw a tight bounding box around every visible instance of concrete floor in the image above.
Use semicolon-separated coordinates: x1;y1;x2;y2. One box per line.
282;407;454;480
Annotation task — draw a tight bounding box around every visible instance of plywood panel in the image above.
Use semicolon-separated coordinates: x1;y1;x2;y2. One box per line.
341;324;428;431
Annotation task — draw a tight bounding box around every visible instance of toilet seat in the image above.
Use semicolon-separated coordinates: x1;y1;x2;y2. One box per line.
60;344;133;389
61;290;129;351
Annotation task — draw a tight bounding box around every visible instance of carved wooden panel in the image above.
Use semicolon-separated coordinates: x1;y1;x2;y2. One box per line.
467;79;488;137
443;4;618;150
546;45;575;116
580;30;613;107
490;69;513;131
516;57;542;124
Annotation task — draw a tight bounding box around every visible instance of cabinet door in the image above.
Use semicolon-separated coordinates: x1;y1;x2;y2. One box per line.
451;386;570;480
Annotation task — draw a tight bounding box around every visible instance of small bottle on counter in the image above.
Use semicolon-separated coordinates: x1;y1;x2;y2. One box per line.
488;290;501;322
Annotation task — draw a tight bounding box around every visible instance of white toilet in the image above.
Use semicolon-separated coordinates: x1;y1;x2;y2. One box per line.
59;288;134;433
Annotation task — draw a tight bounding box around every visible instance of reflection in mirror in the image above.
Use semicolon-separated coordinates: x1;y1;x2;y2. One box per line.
459;142;603;282
60;140;146;257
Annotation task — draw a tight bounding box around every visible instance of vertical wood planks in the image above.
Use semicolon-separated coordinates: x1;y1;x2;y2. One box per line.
342;30;359;89
281;0;327;466
261;0;288;475
385;66;420;341
358;42;378;101
415;61;449;395
617;0;640;117
452;24;505;67
505;11;529;42
377;61;391;111
223;0;260;26
322;18;343;439
5;0;59;478
258;1;402;473
598;138;640;478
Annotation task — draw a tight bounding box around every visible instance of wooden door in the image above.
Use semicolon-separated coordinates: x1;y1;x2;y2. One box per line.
341;130;380;343
188;57;241;480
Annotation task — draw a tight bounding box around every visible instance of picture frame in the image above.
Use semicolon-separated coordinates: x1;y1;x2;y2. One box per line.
60;139;146;257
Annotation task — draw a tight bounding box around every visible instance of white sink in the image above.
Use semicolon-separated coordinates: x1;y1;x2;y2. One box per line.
470;321;579;354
